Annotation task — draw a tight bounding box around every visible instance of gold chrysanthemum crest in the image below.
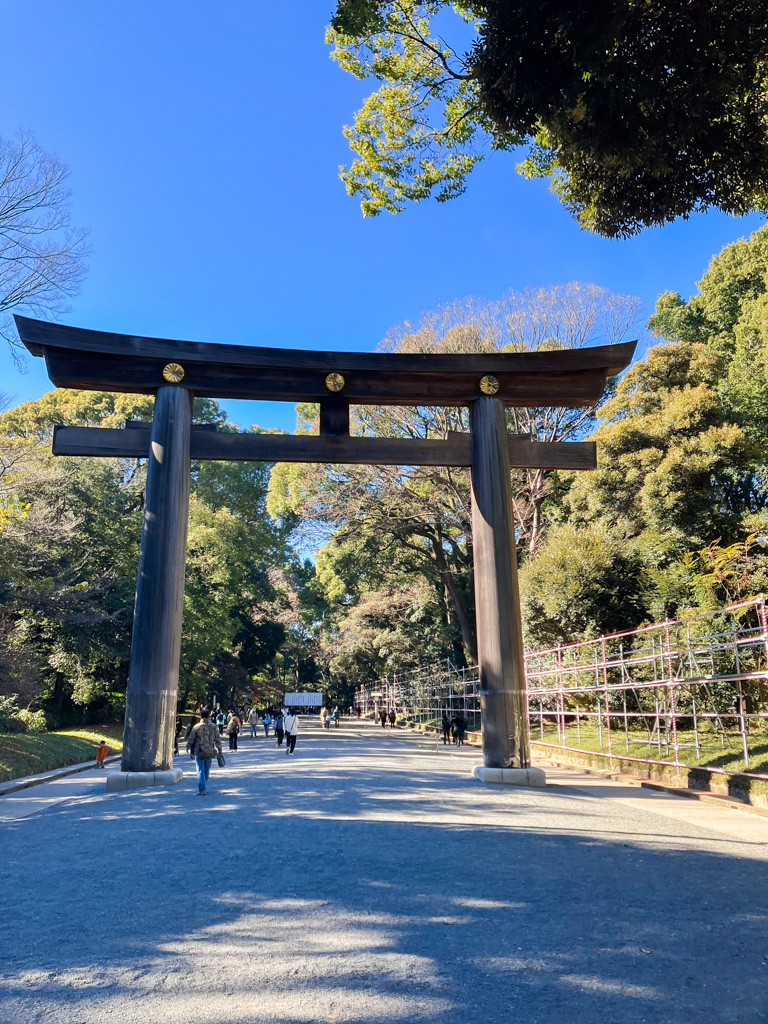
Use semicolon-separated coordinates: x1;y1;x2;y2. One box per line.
162;362;186;384
479;374;499;395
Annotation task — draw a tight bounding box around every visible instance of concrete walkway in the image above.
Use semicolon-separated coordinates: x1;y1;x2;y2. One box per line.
1;720;767;1024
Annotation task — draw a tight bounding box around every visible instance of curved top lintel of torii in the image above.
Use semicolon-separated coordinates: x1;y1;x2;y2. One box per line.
14;315;636;408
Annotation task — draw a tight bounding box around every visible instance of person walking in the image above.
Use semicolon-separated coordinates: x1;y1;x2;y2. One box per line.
248;707;259;739
320;705;329;730
284;709;299;755
185;715;198;744
95;740;109;769
273;710;285;748
262;711;272;738
186;707;222;796
216;709;226;735
226;714;240;751
379;708;387;728
388;708;396;728
173;718;183;755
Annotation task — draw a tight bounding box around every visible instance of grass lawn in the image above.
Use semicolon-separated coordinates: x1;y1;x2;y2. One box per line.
532;721;768;776
0;724;124;784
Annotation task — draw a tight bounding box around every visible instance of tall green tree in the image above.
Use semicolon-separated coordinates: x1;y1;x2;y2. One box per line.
521;336;764;643
181;456;298;709
649;224;768;448
566;341;759;549
269;282;638;670
329;1;768;236
0;391;298;720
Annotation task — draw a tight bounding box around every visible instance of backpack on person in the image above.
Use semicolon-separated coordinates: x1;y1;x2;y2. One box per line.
192;721;220;759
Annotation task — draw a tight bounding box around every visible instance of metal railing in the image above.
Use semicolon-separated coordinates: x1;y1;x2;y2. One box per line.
355;596;768;779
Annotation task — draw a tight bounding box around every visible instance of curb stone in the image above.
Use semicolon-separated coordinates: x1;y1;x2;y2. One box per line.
0;754;122;797
538;756;768;819
381;723;768;819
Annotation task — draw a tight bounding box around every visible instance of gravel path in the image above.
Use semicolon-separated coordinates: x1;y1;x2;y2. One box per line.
1;721;767;1024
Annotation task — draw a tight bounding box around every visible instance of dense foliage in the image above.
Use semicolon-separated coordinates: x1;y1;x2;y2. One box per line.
0;391;316;723
522;226;768;646
268;282;640;682
277;228;768;670
328;1;768;235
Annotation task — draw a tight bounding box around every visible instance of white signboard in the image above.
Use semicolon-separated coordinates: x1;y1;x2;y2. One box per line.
284;692;323;707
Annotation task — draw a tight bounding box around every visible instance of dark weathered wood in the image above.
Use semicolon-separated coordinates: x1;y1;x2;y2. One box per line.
16;315;637;407
470;396;530;769
512;439;596;469
53;424;141;458
16;314;637;373
118;359;603;407
320;401;350;436
121;386;193;773
52;424;598;469
38;349;618;406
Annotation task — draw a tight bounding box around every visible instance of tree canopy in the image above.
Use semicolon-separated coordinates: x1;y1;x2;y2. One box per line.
268;281;640;679
328;1;768;236
523;226;768;645
0;391;307;722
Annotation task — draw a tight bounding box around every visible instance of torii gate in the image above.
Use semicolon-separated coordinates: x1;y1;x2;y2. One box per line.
16;315;635;788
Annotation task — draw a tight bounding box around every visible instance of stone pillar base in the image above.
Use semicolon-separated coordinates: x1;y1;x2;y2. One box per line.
105;768;184;793
472;765;546;787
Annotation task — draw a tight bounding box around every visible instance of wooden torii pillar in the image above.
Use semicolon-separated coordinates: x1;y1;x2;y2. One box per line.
16;315;635;788
121;386;192;774
471;396;530;774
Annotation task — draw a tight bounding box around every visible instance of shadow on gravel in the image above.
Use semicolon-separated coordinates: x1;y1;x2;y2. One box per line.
0;734;766;1024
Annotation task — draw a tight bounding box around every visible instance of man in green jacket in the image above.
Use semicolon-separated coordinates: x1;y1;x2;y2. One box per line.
186;708;223;796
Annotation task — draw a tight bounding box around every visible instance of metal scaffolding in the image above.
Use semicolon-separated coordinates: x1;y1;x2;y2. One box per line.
355;660;482;733
355;596;768;779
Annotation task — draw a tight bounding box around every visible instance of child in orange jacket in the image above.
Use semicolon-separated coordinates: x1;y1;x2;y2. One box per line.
95;741;109;769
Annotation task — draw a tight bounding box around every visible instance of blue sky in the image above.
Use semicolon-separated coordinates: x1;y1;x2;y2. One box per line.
1;0;765;431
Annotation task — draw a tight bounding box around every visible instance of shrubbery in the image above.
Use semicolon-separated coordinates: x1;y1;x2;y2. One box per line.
17;709;47;733
0;696;29;732
0;696;46;733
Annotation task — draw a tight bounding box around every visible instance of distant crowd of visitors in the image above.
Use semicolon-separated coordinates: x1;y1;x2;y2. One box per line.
183;705;302;795
319;705;342;729
97;701;463;795
376;706;467;745
97;702;463;789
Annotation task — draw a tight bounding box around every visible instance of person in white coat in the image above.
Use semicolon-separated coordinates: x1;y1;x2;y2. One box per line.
283;709;299;755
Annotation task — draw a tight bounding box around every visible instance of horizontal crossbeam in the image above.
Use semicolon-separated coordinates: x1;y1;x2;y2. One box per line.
52;425;597;469
16;316;636;408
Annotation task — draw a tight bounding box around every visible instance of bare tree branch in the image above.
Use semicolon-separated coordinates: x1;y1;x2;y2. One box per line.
0;130;89;361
